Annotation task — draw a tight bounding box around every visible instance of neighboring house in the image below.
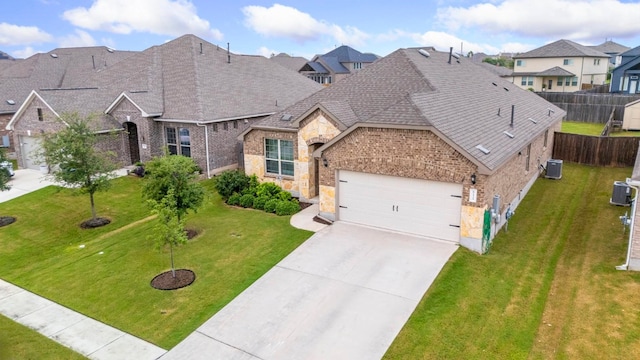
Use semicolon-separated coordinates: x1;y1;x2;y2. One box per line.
4;35;323;176
270;53;308;72
512;39;609;92
241;47;565;253
610;46;640;94
299;45;379;85
0;46;135;155
589;40;630;68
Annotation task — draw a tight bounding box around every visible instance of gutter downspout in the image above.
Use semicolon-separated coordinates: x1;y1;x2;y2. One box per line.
196;122;211;179
616;179;640;270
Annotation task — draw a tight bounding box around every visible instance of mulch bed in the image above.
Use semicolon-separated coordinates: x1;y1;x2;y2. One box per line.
185;228;199;240
0;216;16;227
151;269;196;290
80;217;111;229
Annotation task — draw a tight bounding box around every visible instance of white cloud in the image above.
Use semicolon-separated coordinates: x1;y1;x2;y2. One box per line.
242;4;369;47
62;0;223;40
58;29;97;48
12;46;39;59
257;46;277;58
437;0;640;43
411;31;500;54
0;23;53;46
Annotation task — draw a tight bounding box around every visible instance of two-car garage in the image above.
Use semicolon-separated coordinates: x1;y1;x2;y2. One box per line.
337;170;462;242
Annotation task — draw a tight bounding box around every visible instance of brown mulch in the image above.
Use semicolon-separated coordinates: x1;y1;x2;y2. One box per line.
185;228;199;240
0;216;16;227
80;217;111;229
150;269;196;290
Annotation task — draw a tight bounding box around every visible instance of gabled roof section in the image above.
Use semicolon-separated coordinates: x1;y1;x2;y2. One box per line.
589;40;630;54
251;47;565;174
290;101;352;131
621;45;640;58
318;56;350;73
536;66;575;76
270;53;308;72
6;90;59;130
515;39;610;59
322;45;379;63
300;61;329;73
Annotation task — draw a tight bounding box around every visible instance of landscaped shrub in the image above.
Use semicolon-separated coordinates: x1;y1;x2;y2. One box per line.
214;170;251;199
253;195;270;210
242;175;260;196
264;198;279;213
278;191;292;201
227;192;242;206
256;182;282;198
239;194;255;208
275;200;300;216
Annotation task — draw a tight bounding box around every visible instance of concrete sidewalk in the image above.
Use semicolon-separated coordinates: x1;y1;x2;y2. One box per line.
0;169;55;203
290;203;328;232
0;279;166;360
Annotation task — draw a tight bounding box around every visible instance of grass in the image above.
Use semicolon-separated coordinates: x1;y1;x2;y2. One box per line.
562;120;640;137
384;163;640;359
0;315;85;360
0;176;312;350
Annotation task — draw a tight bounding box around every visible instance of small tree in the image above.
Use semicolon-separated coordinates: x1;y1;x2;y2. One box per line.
142;155;205;277
150;188;187;277
39;113;118;226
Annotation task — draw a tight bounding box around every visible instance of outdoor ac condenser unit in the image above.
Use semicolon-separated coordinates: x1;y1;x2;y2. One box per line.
611;181;632;206
545;159;562;179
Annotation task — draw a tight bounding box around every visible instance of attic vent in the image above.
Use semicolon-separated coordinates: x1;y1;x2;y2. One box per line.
476;144;491;155
503;87;509;91
503;131;515;138
418;49;430;58
547;108;555;116
492;82;497;86
106;48;114;53
528;117;538;124
6;100;15;105
280;114;293;121
50;53;58;58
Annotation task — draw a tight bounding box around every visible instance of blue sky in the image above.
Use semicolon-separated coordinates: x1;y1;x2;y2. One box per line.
2;0;640;60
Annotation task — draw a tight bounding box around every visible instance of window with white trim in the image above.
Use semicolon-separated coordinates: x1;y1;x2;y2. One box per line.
265;139;294;176
165;127;191;157
353;62;362;70
516;59;525;67
571;76;578;86
521;76;534;86
563;59;574;65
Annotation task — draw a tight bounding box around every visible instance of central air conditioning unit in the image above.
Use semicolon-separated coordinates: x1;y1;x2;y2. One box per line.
545;159;562;179
611;181;632;206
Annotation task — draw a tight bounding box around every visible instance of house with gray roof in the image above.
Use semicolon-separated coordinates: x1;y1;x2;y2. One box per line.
270;53;308;72
589;40;630;67
4;35;323;175
610;45;640;94
299;45;379;85
240;47;565;253
512;39;609;92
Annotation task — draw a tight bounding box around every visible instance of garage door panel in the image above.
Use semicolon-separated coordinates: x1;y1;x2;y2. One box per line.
338;171;462;242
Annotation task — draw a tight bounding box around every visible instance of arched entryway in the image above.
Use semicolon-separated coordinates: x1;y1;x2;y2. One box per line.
124;122;140;164
308;143;323;199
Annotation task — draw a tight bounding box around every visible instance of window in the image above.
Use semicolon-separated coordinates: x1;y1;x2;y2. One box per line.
544;130;549;148
516;59;525;67
563;59;574;65
525;144;531;171
353;62;362;70
166;127;191;157
166;127;177;155
594;59;600;65
213;123;218;132
223;122;228;131
521;76;534;86
233;120;238;129
571;76;578;86
37;108;43;121
557;77;564;86
265;139;294;176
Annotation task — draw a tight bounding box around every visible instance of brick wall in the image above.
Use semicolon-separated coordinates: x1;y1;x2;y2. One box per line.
0;113;14;155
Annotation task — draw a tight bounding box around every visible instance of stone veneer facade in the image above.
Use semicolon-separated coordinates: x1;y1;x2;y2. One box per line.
244;116;562;253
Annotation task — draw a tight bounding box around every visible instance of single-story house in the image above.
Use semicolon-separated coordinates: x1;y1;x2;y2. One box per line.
241;47;566;253
610;45;640;94
4;35;323;175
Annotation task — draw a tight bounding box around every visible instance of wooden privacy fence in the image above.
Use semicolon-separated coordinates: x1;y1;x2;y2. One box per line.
537;93;640;123
553;132;639;167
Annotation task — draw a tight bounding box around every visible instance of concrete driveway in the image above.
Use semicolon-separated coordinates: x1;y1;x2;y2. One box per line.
162;222;458;360
0;169;54;203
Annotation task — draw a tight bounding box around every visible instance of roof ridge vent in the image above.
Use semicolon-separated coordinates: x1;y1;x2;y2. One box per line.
6;100;15;105
476;144;491;154
280;114;293;121
418;49;430;58
503;131;515;138
50;53;58;58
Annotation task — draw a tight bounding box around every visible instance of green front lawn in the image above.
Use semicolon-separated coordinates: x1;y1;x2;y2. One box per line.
385;163;640;359
0;176;312;350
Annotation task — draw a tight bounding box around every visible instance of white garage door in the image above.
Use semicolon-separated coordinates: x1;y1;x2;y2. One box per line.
338;171;462;242
20;136;42;170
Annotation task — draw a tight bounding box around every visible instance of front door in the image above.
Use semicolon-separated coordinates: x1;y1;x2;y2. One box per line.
125;122;140;164
548;80;553;90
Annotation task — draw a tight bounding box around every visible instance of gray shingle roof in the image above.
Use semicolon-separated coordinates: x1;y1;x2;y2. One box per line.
478;62;513;77
589;40;630;54
270;53;308;72
318;56;349;73
535;66;575;76
322;45;379;63
252;48;565;173
515;39;610;59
